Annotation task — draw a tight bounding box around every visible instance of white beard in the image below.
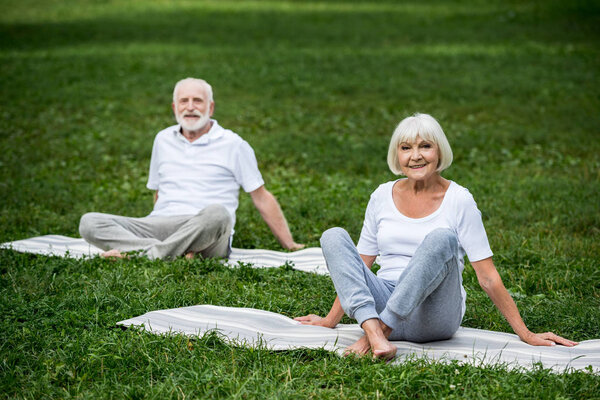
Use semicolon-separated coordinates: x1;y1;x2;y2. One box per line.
176;109;211;132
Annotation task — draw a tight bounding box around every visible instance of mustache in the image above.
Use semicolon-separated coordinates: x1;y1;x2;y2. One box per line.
180;110;204;117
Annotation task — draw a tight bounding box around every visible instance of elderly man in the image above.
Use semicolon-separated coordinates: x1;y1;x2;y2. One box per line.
79;78;303;259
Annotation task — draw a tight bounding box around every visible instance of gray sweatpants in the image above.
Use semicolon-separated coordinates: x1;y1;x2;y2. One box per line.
79;204;232;260
320;227;463;343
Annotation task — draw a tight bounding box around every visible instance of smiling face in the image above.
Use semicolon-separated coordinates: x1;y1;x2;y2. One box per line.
397;136;440;181
172;80;214;134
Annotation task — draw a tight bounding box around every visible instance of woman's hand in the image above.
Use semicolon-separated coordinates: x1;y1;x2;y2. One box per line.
294;314;336;328
471;258;579;348
521;331;578;347
295;297;345;329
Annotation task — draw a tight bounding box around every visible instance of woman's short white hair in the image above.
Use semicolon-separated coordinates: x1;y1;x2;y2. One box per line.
387;113;453;175
173;77;214;103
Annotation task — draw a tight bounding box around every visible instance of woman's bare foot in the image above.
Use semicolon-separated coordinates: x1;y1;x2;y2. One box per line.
344;335;371;356
101;249;125;258
361;319;397;360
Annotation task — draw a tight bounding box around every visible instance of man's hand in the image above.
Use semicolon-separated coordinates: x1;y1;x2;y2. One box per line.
294;314;336;328
285;242;306;251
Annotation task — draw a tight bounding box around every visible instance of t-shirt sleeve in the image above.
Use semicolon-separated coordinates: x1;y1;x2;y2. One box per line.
356;192;380;256
234;140;265;193
455;189;493;262
146;136;160;191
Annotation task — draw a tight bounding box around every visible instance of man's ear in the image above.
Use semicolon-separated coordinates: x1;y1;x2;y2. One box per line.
171;102;176;114
209;101;215;117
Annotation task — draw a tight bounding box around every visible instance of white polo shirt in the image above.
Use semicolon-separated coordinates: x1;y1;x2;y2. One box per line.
146;120;265;230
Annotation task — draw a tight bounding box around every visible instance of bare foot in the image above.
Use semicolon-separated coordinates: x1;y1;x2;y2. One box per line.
361;319;397;361
101;249;125;259
371;341;397;360
343;335;371;356
185;251;195;260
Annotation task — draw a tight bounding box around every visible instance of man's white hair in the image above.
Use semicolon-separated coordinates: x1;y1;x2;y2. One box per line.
173;78;214;103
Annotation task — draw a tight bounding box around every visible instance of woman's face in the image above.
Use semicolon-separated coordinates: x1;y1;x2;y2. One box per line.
397;136;440;181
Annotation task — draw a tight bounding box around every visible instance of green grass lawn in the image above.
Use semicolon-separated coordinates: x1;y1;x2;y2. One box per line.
1;0;599;398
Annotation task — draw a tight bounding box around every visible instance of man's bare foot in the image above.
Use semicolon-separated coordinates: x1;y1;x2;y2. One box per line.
361;319;397;361
185;251;195;259
343;335;371;356
101;249;125;258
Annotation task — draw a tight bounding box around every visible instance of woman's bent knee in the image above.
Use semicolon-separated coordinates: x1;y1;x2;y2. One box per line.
423;228;458;252
320;227;349;247
425;227;455;240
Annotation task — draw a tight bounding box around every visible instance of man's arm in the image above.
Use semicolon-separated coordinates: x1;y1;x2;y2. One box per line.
154;191;158;204
249;186;304;251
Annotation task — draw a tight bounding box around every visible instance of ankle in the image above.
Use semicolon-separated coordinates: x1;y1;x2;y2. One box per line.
379;320;392;337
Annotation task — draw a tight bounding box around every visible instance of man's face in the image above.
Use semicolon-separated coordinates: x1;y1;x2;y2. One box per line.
172;82;214;132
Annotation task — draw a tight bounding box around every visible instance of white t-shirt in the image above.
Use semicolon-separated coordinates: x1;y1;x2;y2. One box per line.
146;120;265;230
356;180;493;316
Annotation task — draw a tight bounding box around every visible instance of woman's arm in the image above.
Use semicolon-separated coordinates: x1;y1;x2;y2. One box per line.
295;254;377;328
471;257;577;347
294;296;345;328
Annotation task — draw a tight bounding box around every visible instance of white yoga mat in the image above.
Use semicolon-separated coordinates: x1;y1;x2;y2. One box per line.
4;235;599;372
0;235;328;274
117;304;600;373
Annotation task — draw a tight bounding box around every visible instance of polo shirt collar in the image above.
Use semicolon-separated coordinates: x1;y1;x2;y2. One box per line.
173;119;224;145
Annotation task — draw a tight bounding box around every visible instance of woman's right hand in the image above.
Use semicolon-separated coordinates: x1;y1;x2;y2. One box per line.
294;314;336;328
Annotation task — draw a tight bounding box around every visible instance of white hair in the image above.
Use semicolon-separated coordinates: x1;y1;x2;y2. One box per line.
387;113;453;175
172;78;214;104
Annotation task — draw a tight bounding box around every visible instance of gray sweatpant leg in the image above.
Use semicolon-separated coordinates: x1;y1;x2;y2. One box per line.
79;204;232;260
320;227;463;343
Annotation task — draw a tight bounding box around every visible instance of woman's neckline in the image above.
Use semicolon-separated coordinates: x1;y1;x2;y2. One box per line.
389;178;453;221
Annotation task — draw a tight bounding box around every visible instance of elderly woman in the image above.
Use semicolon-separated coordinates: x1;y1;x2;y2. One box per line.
295;113;577;359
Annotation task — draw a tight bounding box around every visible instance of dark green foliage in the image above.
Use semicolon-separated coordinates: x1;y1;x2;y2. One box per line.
1;0;599;398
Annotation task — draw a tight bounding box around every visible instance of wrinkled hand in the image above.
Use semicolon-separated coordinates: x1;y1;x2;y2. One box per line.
294;314;334;328
522;331;578;347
